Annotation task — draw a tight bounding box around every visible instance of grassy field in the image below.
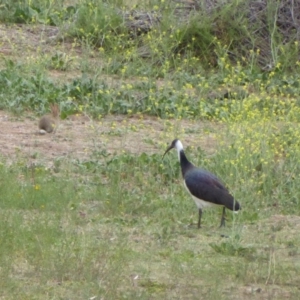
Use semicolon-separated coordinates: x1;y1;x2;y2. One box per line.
1;0;300;299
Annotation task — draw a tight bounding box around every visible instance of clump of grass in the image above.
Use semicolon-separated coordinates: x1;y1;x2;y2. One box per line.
2;0;300;72
66;0;130;50
0;0;65;25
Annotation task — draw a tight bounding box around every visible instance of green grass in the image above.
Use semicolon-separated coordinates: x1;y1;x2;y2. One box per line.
1;129;300;298
1;0;300;298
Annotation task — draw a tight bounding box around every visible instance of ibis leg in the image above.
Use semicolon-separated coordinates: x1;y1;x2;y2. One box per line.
198;209;202;229
220;207;226;227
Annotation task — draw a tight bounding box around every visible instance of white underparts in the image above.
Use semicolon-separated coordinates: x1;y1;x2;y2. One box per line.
191;195;221;209
183;181;222;210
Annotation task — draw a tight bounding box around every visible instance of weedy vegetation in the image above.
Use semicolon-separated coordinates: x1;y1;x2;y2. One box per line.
1;0;300;299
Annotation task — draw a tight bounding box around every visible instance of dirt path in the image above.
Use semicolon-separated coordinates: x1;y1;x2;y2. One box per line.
0;111;220;167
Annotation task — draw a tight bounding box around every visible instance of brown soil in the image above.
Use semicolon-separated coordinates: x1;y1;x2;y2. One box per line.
0;110;220;167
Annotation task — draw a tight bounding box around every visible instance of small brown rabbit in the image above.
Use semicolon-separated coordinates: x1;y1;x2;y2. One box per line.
38;103;60;134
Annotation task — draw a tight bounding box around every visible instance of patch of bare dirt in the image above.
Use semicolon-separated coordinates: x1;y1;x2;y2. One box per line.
239;284;294;299
0;24;64;55
0;110;220;167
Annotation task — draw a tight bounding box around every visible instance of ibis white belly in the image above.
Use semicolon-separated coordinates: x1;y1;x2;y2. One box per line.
191;195;221;209
183;181;222;210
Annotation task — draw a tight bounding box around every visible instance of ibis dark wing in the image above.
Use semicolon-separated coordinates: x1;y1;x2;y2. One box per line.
184;168;240;211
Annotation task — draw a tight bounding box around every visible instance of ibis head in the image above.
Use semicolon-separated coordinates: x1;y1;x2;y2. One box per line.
163;139;184;161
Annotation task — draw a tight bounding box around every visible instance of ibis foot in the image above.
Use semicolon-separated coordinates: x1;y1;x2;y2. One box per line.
220;234;229;238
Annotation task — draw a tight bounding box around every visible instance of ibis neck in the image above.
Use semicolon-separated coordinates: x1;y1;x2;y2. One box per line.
179;150;193;177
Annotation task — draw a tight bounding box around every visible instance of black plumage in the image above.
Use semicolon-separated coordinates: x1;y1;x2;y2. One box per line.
163;139;240;228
